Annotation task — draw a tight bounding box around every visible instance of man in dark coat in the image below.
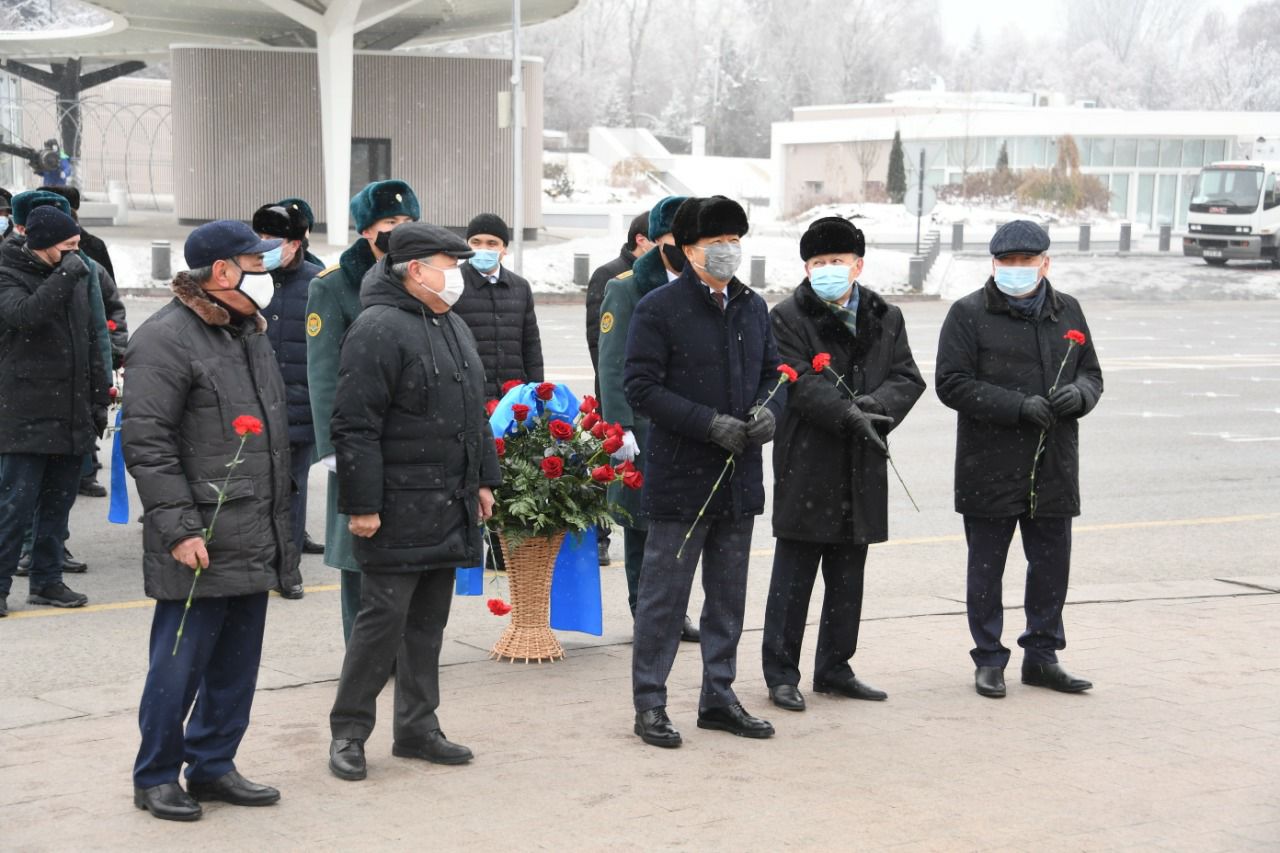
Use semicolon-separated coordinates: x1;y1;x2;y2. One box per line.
307;180;420;641
454;212;544;399
123;220;301;821
763;217;925;712
255;202;324;595
598;196;697;640
0;206;107;616
625;196;783;748
587;210;651;385
936;220;1104;699
328;223;501;782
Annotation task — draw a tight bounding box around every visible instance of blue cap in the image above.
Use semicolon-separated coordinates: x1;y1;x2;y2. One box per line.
989;220;1050;258
185;220;282;269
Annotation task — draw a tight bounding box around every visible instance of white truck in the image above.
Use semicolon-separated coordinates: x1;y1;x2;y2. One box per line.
1183;160;1280;266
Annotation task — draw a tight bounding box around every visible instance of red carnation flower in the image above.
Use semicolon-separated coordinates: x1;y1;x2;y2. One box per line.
602;435;623;454
541;456;564;478
812;352;831;372
1064;329;1086;346
777;363;799;383
605;422;625;439
484;399;499;417
535;382;556;401
501;379;524;395
108;386;119;399
590;421;608;439
232;415;263;436
494;437;505;457
487;598;512;616
615;460;635;474
581;412;601;431
512;404;531;422
548;419;575;440
622;468;644;490
579;395;599;414
590;463;616;482
107;319;118;332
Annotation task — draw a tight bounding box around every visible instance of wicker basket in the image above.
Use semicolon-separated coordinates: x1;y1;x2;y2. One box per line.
490;531;567;663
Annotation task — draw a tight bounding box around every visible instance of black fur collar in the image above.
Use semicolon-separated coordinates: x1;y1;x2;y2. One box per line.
794;279;887;361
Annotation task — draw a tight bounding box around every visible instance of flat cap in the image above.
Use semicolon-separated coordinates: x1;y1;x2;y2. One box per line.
989;220;1050;258
185;220;281;268
388;222;474;265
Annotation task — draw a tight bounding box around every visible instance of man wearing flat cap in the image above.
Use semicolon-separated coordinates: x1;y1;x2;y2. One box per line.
327;222;501;782
763;216;925;712
625;196;783;747
936;219;1104;699
124;220;300;821
307;180;420;641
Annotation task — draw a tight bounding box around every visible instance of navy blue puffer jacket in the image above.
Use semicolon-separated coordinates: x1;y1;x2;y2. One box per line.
263;257;322;445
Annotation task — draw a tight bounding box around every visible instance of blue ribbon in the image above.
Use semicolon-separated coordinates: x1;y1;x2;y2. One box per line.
108;408;129;524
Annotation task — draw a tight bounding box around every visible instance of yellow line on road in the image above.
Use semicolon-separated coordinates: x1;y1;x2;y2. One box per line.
6;512;1278;620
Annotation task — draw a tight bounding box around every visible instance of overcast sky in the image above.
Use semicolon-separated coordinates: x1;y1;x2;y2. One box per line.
937;0;1257;45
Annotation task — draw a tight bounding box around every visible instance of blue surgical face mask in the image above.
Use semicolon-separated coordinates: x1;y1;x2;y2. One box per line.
262;245;284;271
470;249;501;272
993;263;1041;296
809;265;853;301
0;216;9;233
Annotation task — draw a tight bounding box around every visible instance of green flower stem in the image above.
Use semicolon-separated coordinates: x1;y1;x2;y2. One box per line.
824;366;917;512
1028;341;1078;519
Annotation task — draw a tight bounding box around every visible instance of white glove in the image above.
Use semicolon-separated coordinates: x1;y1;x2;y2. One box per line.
612;429;639;463
321;454;337;473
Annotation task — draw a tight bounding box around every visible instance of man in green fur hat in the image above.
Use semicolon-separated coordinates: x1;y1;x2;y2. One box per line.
306;180;420;641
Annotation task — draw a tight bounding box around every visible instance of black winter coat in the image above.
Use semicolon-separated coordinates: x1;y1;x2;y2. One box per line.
122;273;301;601
0;239;108;456
332;259;502;572
453;263;544;400
263;257;322;444
96;263;128;360
586;245;635;371
78;228;114;280
624;267;783;522
936;278;1103;518
770;282;925;544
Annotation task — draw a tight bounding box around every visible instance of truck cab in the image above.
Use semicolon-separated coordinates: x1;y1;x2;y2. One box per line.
1183;161;1280;265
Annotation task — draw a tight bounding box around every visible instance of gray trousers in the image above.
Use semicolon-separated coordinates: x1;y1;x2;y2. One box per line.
329;568;454;744
632;516;754;714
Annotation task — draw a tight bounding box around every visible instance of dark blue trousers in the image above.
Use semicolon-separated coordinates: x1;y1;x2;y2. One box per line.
0;453;82;597
133;592;268;788
964;514;1072;668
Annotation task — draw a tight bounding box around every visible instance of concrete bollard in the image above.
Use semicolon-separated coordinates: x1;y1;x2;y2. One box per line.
1119;223;1132;253
1159;224;1172;252
574;253;590;289
951;222;964;251
151;240;170;281
1078;224;1091;251
909;256;924;291
750;255;766;290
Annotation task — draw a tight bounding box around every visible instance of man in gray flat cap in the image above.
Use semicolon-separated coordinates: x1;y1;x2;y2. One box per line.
935;220;1104;700
327;222;501;781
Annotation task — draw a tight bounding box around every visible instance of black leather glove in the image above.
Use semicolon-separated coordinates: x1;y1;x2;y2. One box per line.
111;346;125;370
853;394;884;416
707;413;749;455
1019;395;1054;429
745;405;776;445
59;252;89;279
93;407;108;439
843;404;893;456
1049;384;1084;418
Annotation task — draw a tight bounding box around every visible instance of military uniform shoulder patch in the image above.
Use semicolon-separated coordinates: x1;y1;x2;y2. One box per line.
315;263;341;278
616;270;634;280
600;312;614;334
306;312;323;337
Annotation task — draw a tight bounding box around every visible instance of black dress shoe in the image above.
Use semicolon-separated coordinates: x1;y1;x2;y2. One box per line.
697;703;774;739
1022;661;1092;693
329;738;366;781
634;707;682;748
0;596;7;618
187;770;280;806
302;533;325;555
975;666;1006;698
814;675;887;701
392;730;473;765
78;476;107;497
680;615;700;643
276;583;305;600
768;684;806;711
134;782;202;822
63;549;88;573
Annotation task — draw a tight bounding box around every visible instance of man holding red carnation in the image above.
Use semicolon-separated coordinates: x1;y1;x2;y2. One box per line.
936;220;1104;699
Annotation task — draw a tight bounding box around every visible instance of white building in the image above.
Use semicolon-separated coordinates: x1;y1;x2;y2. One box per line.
771;91;1280;227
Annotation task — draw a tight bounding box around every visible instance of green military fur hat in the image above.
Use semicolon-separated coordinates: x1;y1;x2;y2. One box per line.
349;180;420;232
10;189;72;226
648;195;689;241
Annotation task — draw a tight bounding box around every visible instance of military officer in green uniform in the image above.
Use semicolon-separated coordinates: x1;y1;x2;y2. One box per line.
597;195;698;643
306;180;420;641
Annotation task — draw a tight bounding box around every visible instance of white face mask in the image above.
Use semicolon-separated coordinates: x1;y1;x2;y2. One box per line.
230;262;275;310
417;262;465;308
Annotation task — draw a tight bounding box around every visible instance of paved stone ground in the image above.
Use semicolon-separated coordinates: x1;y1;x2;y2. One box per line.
2;580;1277;851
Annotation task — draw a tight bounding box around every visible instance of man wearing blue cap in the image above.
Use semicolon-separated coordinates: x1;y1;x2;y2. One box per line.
307;180;420;642
123;220;302;821
936;220;1104;699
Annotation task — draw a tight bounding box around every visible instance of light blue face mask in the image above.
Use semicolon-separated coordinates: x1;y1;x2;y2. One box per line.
810;265;852;301
262;245;284;271
993;264;1041;296
470;249;501;272
0;216;9;233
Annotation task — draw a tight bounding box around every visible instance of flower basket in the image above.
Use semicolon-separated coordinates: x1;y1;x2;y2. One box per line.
489;531;568;663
